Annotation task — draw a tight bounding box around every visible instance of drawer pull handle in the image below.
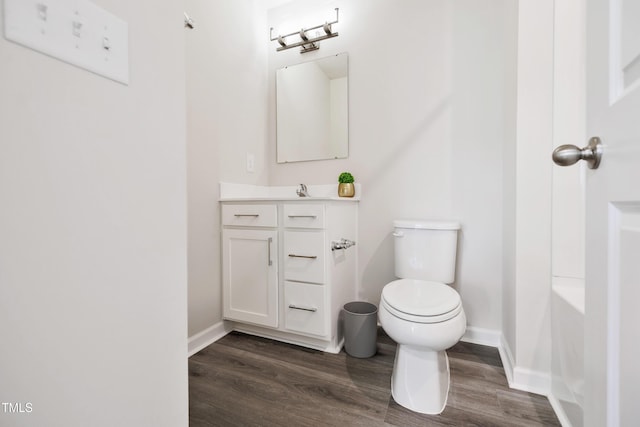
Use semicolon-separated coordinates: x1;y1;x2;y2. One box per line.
288;215;318;218
288;254;318;259
289;304;317;312
234;214;260;217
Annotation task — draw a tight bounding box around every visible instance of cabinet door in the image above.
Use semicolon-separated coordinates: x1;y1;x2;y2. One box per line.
222;229;278;328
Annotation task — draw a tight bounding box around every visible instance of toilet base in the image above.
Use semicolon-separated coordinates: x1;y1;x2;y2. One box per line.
390;345;450;415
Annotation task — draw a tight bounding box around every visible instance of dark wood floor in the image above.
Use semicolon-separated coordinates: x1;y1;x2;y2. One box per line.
189;329;560;426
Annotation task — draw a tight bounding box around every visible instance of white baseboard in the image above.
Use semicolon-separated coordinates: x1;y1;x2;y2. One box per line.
499;334;551;396
499;334;516;386
461;326;502;347
547;395;575;427
188;321;233;357
512;366;551;396
462;327;553;395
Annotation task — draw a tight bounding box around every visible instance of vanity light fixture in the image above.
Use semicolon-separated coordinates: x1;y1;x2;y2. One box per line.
270;8;339;54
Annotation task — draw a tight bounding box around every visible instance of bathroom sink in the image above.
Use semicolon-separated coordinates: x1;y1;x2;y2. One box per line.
219;182;360;201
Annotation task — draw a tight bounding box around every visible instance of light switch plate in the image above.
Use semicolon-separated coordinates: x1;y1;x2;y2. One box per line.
3;0;129;84
246;153;255;173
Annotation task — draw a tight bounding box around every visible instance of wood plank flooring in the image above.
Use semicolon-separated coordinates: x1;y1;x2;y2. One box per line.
189;329;560;426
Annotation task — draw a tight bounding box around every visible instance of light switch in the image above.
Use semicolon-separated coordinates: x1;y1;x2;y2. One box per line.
246;154;255;173
72;21;82;37
36;3;48;21
3;0;129;84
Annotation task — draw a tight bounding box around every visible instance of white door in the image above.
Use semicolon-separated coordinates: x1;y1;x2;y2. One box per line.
583;0;640;425
222;229;278;328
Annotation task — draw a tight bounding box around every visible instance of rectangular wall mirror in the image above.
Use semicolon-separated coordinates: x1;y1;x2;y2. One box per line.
276;53;348;163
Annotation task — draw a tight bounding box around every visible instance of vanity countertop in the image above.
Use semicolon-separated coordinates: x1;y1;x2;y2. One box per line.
219;182;361;202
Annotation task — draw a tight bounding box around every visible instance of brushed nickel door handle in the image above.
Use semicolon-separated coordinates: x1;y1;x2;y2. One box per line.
552;136;603;169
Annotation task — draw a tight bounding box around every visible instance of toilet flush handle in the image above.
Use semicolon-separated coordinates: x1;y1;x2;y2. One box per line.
392;231;404;238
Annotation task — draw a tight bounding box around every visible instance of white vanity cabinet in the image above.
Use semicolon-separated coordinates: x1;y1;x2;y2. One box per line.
221;204;278;328
220;198;358;353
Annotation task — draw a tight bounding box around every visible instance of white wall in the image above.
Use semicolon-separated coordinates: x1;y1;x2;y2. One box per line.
501;0;519;379
501;0;554;394
550;0;586;423
551;0;586;281
267;0;512;333
0;1;188;426
185;0;269;336
450;0;512;337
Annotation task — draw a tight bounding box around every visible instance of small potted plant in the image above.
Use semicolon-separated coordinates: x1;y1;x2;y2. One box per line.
338;172;355;197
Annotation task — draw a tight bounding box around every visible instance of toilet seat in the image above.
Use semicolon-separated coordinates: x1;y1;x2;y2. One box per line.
381;279;462;323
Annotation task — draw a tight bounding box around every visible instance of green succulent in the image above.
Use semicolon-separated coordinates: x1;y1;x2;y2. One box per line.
338;172;354;184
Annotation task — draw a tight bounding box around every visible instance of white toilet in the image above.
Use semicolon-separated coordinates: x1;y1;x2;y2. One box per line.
378;219;466;415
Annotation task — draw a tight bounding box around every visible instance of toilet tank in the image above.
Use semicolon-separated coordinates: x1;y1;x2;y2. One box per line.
393;219;460;283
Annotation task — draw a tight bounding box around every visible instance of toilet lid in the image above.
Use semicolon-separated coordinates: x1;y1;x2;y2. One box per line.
381;279;462;323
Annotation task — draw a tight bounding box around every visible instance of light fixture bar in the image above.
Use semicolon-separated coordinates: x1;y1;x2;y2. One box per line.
270;8;339;54
276;32;338;52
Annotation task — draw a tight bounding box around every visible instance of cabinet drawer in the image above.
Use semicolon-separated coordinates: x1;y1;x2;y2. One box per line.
284;231;325;283
222;204;277;227
284;281;328;337
283;204;325;229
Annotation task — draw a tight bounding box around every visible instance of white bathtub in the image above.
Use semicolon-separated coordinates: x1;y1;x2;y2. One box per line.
550;278;584;427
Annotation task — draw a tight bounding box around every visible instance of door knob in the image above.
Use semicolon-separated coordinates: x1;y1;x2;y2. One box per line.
552;137;603;169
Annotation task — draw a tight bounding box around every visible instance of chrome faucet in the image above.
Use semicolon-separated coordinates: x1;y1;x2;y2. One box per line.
296;184;310;197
